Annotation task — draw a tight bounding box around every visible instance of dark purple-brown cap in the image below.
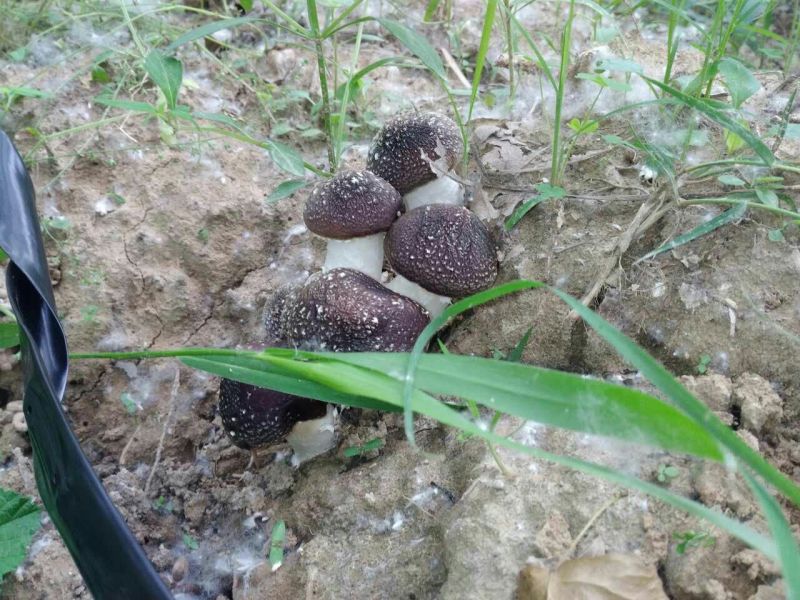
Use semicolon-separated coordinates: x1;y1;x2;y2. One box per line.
385;205;498;297
303;170;402;239
366;112;462;195
271;268;430;352
218;378;327;450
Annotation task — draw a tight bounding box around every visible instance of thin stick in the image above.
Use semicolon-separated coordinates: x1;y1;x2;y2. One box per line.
144;367;180;495
440;46;470;88
562;492;626;560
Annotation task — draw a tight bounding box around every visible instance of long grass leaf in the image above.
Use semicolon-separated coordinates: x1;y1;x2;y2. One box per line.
634;202;747;263
324;352;725;460
468;0;497;121
643;77;774;165
378;19;446;80
165;16;259;53
743;472;800;598
550;287;800;506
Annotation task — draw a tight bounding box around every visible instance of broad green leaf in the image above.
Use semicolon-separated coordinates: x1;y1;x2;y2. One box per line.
744;473;800;598
594;57;643;73
718;58;760;108
755;187;779;207
0;321;20;349
378;19;446;80
94;96;159;114
718;174;746;186
144;50;183;110
267;179;309;203
0;488;41;578
635;203;747;263
264;140;306;176
165;16;259;53
468;0;497;121
239;0;253;10
0;247;7;262
643;77;774;166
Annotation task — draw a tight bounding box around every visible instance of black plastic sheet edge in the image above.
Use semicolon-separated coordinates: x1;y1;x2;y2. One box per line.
1;131;172;599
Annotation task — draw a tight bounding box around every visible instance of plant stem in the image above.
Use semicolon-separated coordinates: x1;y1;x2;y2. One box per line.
552;0;575;185
677;197;800;220
307;0;337;171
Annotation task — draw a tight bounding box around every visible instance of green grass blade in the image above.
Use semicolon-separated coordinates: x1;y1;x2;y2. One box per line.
643;77;774;166
132;348;777;561
326;352;725;460
743;472;800;598
268;519;286;570
550;287;800;506
634;202;747;263
401;280;546;443
180;353;399;412
378;19;446;80
71;346;779;558
468;0;497;122
506;327;532;362
165;16;259;53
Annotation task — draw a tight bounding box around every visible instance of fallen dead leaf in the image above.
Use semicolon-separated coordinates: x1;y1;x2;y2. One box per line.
517;553;668;600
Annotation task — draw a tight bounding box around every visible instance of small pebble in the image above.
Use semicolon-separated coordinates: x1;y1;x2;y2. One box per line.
6;400;23;413
171;555;188;582
12;411;27;433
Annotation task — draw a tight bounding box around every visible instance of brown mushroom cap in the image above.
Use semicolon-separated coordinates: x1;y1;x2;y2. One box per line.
266;268;430;352
385;205;498;297
218;378;327;450
366;112;462;195
303;170;402;239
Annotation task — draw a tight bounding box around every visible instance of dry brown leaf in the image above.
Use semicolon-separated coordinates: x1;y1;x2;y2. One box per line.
549;553;669;600
517;554;668;600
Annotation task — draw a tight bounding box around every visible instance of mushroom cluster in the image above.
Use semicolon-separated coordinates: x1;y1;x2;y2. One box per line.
218;112;499;466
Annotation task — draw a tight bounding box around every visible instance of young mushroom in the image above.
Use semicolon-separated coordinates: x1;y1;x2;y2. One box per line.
367;112;464;211
384;204;498;317
304;170;402;280
267;268;430;352
218;375;335;467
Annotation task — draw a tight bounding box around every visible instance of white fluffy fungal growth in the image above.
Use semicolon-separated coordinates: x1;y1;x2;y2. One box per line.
386;274;451;318
322;232;386;280
287;404;337;466
402;175;464;211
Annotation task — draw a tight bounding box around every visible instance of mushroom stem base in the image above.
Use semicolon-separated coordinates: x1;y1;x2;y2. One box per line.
287;404;337;466
386;274;451;318
403;176;463;211
323;233;385;280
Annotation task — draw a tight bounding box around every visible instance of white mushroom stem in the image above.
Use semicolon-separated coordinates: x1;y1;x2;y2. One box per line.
403;175;464;211
323;232;385;280
287;404;337;467
386;274;451;318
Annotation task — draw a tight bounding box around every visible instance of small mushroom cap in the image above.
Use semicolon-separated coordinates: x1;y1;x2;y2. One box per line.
304;170;402;239
271;268;430;352
385;205;498;297
367;112;462;195
218;378;327;450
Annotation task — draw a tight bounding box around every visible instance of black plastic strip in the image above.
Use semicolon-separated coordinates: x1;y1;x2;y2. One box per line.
1;130;172;600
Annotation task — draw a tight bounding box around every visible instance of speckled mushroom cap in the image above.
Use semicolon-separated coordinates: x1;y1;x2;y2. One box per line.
266;268;430;352
367;112;462;195
218;378;327;450
303;170;402;239
385;205;498;297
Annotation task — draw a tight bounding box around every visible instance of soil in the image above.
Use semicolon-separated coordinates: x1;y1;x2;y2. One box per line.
1;1;799;599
